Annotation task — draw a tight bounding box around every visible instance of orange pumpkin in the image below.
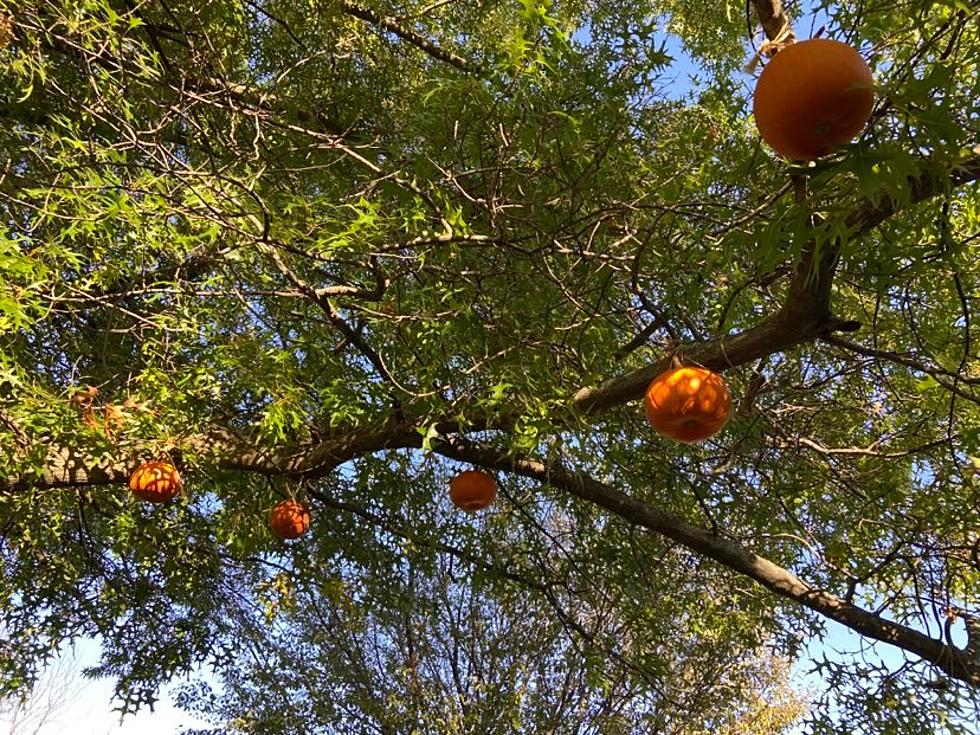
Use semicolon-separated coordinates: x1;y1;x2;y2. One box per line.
644;366;732;443
269;500;311;540
449;470;497;513
129;461;182;503
753;38;874;160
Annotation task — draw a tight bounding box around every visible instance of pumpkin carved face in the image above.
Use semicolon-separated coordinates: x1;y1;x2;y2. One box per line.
129;461;182;503
644;367;732;443
449;470;497;513
269;500;311;540
753;38;874;161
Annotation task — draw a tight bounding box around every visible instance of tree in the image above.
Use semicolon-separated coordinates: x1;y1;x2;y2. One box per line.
0;0;978;731
173;514;806;734
0;651;84;735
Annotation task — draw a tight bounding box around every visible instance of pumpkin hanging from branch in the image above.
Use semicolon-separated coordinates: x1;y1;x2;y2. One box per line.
449;470;497;513
129;461;183;503
269;499;312;540
753;38;874;161
644;366;732;443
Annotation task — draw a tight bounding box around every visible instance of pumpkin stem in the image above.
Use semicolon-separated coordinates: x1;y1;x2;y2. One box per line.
666;342;684;368
293;479;309;503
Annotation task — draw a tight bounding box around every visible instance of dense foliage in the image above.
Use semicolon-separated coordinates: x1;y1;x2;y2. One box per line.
1;0;979;732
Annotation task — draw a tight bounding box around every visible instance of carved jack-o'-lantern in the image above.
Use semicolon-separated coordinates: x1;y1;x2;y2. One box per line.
644;366;732;443
269;500;311;540
129;461;182;503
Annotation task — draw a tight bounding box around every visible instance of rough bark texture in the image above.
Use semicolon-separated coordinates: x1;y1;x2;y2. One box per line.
752;0;797;45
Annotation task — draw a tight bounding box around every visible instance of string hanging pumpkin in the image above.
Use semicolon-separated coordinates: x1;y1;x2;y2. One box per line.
449;470;497;513
129;461;182;503
269;499;311;540
753;38;874;160
644;366;732;443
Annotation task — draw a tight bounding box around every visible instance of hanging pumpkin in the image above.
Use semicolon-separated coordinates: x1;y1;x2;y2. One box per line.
269;499;312;540
753;38;874;160
449;470;497;513
644;366;732;443
129;461;182;503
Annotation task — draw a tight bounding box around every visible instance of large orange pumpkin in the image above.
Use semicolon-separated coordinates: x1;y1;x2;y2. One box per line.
753;38;874;160
449;470;497;513
644;366;732;443
129;461;182;503
269;500;311;540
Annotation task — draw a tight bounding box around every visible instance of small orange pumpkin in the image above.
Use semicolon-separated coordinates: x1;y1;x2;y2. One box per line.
449;470;497;513
269;500;311;540
129;461;182;503
753;38;874;161
644;366;732;443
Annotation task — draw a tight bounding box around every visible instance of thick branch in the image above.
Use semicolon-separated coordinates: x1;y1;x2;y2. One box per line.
572;244;841;414
848;152;980;233
4;424;422;493
434;438;980;686
572;153;980;414
751;0;796;44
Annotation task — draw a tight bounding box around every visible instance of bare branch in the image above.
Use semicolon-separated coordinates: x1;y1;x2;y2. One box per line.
340;0;477;73
824;335;980;406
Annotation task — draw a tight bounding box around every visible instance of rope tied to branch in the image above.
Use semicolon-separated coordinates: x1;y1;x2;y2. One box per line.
744;23;795;73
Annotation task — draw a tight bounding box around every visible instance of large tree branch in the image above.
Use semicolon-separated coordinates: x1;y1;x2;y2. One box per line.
847;151;980;233
433;437;980;686
572;152;980;414
750;0;796;45
4;424;422;493
8;152;980;494
572;231;847;413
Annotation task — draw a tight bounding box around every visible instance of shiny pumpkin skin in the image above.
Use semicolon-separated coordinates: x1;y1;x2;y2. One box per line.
753;38;874;161
269;500;311;540
449;470;497;512
644;367;732;443
129;461;182;503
